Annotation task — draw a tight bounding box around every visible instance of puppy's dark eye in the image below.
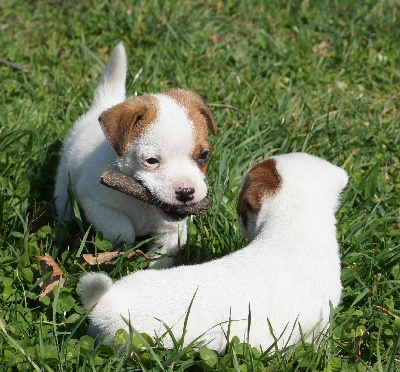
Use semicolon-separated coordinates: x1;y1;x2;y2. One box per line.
142;157;160;170
197;150;210;164
146;157;159;165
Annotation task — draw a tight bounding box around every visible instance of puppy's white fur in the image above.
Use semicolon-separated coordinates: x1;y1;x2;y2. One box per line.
79;153;348;352
54;43;216;268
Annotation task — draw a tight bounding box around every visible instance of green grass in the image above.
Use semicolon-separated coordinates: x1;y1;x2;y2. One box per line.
1;0;399;370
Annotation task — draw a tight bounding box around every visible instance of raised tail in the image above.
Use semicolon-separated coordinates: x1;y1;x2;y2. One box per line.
79;272;113;309
92;42;127;109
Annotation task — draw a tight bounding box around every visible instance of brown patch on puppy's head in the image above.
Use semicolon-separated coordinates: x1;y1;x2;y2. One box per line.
237;158;282;229
99;95;157;156
165;89;217;173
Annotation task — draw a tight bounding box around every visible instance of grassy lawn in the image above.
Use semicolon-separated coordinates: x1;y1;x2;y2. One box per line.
0;0;399;370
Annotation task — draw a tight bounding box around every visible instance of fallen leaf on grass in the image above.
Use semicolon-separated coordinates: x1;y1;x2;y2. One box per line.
352;337;364;362
35;253;66;299
312;41;330;54
75;250;148;266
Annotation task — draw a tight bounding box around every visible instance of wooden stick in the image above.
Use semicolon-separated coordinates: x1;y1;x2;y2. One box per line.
100;169;212;217
0;58;32;74
208;103;249;116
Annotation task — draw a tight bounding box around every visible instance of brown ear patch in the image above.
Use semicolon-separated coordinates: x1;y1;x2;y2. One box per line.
99;95;157;156
165;88;217;174
236;158;282;229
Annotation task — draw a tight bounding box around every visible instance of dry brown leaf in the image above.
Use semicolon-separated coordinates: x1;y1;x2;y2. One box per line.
75;249;148;266
312;41;330;54
38;280;67;298
355;337;364;357
35;253;66;299
99;46;110;57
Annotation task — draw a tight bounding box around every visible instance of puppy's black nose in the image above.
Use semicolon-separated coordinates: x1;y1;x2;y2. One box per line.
175;187;195;203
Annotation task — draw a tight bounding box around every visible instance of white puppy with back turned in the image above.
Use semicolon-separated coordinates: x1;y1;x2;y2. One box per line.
79;153;348;351
54;43;216;267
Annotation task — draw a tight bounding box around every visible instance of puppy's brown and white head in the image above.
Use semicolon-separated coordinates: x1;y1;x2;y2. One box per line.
99;89;216;207
237;153;348;241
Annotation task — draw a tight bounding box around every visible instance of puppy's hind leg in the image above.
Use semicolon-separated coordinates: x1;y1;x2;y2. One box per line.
80;197;136;245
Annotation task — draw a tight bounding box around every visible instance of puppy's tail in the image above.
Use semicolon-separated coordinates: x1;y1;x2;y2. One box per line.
79;272;113;310
92;42;127;109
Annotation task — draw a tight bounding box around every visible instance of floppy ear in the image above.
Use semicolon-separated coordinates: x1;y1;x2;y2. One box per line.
199;104;217;136
99;96;157;156
236;177;263;230
236;158;282;228
165;88;217;136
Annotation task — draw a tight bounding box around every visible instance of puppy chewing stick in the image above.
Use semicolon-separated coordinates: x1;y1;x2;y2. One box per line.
100;169;212;217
